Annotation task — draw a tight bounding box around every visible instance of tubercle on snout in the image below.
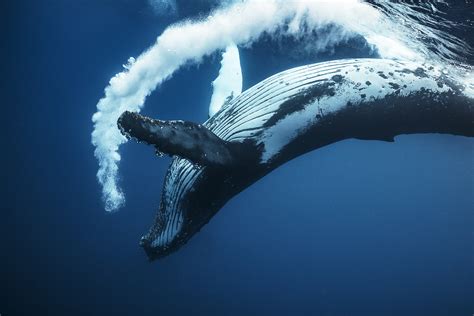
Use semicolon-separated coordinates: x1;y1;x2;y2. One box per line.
117;110;247;167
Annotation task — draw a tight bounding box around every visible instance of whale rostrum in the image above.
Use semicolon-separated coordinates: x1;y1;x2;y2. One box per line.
117;58;473;260
118;112;238;167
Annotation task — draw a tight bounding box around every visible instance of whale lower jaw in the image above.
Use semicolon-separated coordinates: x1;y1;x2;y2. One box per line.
118;58;474;260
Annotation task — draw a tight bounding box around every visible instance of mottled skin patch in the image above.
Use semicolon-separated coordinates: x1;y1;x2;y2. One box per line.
378;71;389;79
332;74;344;83
389;82;400;90
263;78;342;128
395;67;429;78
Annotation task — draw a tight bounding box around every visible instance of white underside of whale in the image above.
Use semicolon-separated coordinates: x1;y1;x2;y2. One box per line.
207;58;457;162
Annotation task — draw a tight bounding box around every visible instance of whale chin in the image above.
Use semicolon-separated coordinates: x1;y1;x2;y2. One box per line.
129;155;259;261
118;58;473;261
139;233;179;261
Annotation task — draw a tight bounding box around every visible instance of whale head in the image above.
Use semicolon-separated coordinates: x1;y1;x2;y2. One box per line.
117;111;259;260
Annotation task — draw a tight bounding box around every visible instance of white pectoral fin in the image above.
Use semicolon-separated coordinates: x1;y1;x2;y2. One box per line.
209;43;243;117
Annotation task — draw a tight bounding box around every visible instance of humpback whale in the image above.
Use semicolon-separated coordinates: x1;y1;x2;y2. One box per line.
117;58;473;260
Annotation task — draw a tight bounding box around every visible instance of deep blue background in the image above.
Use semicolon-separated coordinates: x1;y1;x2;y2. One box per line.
2;1;473;315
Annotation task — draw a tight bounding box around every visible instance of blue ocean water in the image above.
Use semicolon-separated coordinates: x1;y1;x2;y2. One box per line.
2;1;473;315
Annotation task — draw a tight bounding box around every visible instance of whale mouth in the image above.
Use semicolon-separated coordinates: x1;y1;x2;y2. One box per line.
117;111;169;152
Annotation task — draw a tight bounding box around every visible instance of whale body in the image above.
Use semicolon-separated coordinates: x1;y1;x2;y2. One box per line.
118;58;473;260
